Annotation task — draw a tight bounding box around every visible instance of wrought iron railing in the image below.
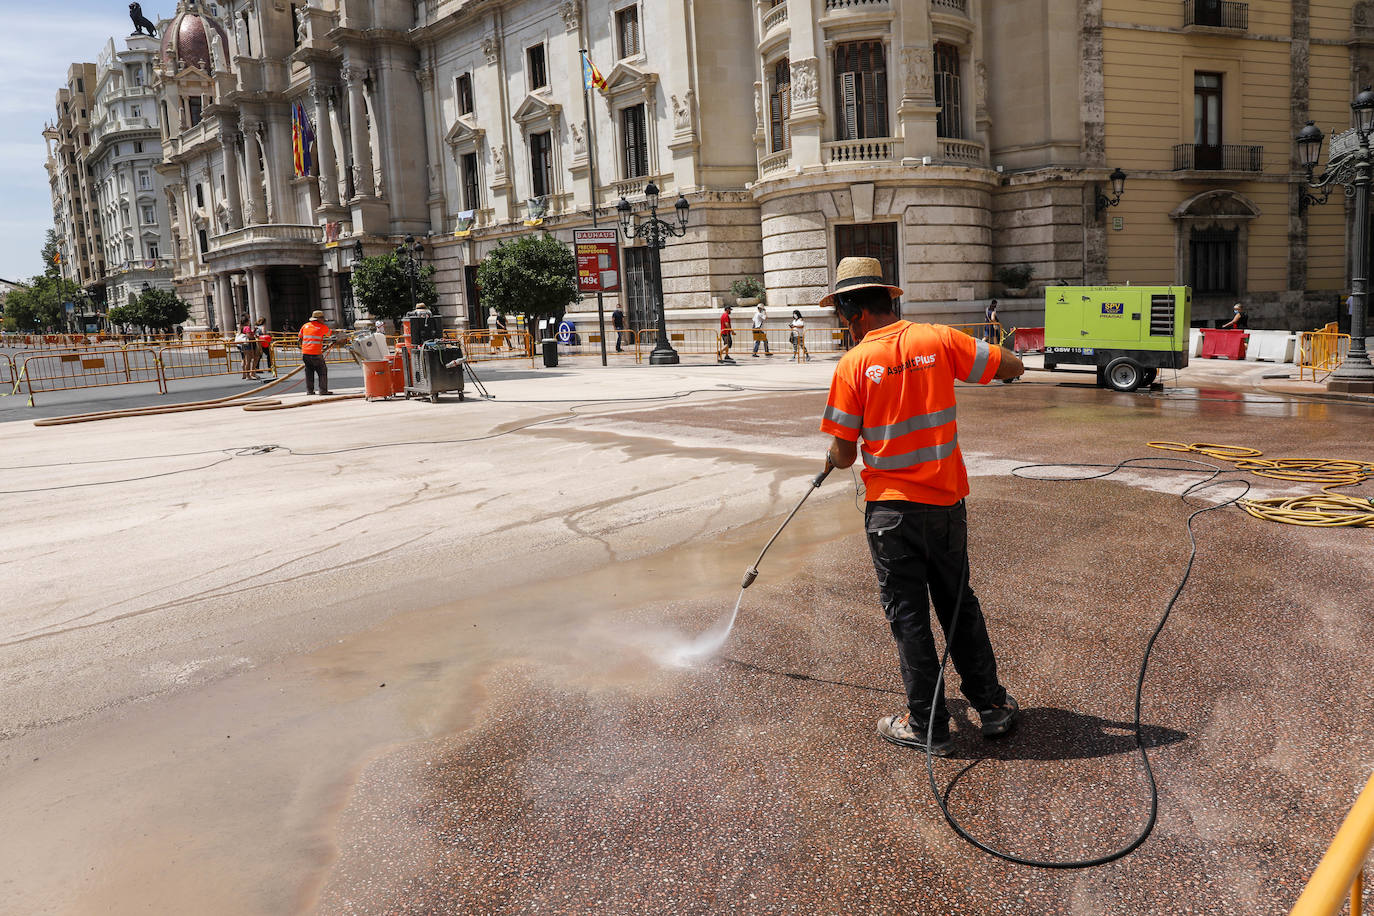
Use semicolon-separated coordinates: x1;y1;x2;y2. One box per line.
1172;143;1263;171
824;0;888;9
1183;0;1248;29
932;0;968;12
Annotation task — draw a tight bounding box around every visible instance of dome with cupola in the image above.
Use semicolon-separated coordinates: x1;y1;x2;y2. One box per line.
159;0;230;75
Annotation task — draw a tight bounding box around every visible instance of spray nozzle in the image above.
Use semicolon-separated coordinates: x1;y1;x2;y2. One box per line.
741;566;759;589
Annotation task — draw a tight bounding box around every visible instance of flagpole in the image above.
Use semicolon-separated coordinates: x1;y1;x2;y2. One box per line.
582;49;609;367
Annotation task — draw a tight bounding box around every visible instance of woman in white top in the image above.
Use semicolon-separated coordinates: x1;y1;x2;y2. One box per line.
790;309;810;361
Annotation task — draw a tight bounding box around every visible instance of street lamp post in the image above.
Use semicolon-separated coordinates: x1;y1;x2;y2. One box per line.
1295;87;1374;394
617;181;690;365
395;234;424;313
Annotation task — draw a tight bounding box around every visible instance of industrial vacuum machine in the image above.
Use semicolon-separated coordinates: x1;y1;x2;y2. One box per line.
399;308;466;403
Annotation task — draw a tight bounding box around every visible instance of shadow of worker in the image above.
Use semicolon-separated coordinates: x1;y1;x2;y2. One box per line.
942;703;1187;763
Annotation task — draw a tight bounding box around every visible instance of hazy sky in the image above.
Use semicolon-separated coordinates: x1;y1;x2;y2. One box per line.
0;2;155;283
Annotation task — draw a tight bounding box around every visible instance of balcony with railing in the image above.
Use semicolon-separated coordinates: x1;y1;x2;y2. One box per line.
939;137;986;165
1183;0;1248;29
823;137;896;165
763;3;788;33
931;0;967;13
759;150;792;177
1171;143;1263;172
823;0;888;10
208;224;321;251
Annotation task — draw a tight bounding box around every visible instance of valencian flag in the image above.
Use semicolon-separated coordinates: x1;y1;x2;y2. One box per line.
291;101;315;178
582;53;607;92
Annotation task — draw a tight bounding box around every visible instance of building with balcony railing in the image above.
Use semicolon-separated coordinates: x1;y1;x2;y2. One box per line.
88;34;174;311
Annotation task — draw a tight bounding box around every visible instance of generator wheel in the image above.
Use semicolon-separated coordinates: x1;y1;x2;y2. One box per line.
1141;368;1158;386
429;393;438;403
1105;357;1143;392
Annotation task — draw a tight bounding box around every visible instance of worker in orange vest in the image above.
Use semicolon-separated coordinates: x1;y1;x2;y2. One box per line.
298;309;334;395
819;257;1024;757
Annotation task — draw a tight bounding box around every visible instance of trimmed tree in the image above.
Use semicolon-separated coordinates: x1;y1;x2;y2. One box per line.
3;274;79;331
135;288;190;331
475;233;580;343
352;251;438;322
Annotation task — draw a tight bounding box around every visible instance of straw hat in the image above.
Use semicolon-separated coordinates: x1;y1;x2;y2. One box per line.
820;257;903;310
311;310;325;319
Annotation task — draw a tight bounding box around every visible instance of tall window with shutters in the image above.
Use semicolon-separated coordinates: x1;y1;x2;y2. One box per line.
833;41;888;141
456;73;474;116
461;152;480;210
934;43;963;139
621;104;648;178
769;58;791;153
616;5;640;59
529;131;553;198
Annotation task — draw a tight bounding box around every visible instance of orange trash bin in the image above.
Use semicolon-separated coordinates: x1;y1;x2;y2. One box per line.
362;360;394;400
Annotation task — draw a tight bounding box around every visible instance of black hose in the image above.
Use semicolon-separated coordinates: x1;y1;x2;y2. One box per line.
921;457;1250;868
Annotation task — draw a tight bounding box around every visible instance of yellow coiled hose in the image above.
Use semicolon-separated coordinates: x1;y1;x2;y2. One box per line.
1147;441;1374;528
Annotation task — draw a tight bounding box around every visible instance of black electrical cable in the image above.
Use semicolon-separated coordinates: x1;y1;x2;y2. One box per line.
919;456;1251;868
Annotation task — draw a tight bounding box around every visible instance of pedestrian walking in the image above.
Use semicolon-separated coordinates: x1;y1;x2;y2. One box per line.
818;256;1024;756
790;309;810;362
494;312;512;350
751;303;772;357
612;306;626;352
718;304;736;364
299;309;334;395
255;317;274;372
234;325;256;379
983;299;1000;344
1222;302;1248;330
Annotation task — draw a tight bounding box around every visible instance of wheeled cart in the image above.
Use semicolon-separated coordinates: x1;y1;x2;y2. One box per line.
402;342;466;403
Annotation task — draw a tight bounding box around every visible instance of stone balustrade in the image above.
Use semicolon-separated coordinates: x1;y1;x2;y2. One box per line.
208;224;320;250
762;2;789;32
938;138;985;165
759;150;791;177
823;137;896;164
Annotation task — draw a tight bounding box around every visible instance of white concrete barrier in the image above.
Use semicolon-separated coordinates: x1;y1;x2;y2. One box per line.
1246;330;1297;363
1189;328;1205;357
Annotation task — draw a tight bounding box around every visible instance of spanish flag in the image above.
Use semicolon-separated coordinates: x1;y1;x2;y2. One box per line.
582;53;607;92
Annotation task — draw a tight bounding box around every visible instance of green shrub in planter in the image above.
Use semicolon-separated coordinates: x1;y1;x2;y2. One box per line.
730;277;766;305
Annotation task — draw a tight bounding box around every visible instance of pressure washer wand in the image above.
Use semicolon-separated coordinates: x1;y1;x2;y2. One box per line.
741;457;835;589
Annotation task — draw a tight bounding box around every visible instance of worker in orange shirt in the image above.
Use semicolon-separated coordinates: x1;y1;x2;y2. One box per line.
818;257;1024;757
299;309;334;396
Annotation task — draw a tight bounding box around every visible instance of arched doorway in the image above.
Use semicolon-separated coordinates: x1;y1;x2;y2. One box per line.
1170;189;1260;325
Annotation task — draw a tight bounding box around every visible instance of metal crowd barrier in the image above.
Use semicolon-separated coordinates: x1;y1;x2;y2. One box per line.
0;354;17;394
19;348;164;404
1290;771;1373;916
454;330;536;365
1298;331;1351;382
158;341;275;382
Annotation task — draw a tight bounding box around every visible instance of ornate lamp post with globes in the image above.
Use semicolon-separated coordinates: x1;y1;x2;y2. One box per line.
395;234;425;313
616;181;689;365
1296;87;1374;394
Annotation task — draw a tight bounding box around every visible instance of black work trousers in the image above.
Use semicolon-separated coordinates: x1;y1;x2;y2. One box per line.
865;499;1006;727
303;353;328;394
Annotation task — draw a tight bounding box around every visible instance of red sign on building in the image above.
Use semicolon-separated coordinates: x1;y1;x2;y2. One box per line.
574;229;621;293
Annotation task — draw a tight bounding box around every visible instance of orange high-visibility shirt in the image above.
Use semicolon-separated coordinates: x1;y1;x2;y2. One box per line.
299;320;330;355
820;321;1001;505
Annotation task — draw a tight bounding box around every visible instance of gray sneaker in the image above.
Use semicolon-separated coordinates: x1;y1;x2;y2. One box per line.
978;695;1019;738
877;712;953;756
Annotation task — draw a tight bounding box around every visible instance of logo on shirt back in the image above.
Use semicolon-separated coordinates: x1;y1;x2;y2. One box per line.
864;365;886;384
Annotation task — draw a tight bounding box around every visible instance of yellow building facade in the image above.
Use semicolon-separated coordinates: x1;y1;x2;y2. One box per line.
1099;0;1371;328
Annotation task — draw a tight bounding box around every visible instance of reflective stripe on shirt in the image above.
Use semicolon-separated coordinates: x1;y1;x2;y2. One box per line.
823;404;861;431
862;404;956;442
961;339;992;383
861;436;958;470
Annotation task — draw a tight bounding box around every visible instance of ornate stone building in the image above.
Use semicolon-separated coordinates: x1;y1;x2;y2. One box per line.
43;64;101;290
88;35;175;311
127;0;1367;334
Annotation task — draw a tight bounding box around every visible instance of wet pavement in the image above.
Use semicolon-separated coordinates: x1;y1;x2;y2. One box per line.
2;362;1372;915
312;382;1373;915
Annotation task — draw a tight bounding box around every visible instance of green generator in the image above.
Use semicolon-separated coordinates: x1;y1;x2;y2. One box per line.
1042;286;1191;391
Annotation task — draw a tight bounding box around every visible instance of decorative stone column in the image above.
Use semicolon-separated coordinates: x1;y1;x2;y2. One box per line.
219;127;244;230
215;273;234;333
343;66;375;198
311;80;341;210
247;267;271;326
241;117;268;225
